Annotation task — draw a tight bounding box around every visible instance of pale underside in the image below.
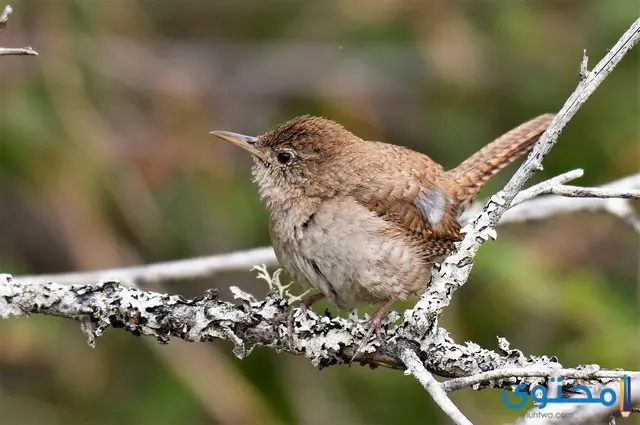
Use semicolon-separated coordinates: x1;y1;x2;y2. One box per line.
270;195;446;310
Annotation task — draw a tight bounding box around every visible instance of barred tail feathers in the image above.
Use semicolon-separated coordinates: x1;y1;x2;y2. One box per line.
449;114;554;203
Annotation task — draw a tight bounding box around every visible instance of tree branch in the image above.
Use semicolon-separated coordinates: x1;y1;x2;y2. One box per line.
0;5;38;56
510;169;586;206
1;273;636;395
497;173;640;229
18;246;277;287
0;46;38;55
443;366;639;393
399;346;472;425
506;168;640;207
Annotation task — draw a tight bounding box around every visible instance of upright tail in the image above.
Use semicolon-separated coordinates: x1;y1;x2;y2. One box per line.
448;113;554;204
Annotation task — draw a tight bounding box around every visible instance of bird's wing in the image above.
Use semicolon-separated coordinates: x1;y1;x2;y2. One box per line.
349;175;463;260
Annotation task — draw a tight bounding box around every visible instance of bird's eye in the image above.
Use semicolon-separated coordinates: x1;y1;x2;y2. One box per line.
276;151;293;164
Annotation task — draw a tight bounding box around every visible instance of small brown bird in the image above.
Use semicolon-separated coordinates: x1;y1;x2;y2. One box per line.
211;113;553;354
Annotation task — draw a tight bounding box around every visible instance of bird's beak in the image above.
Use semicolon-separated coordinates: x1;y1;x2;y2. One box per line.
209;130;262;158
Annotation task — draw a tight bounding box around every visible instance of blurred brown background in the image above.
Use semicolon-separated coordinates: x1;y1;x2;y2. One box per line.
0;1;638;424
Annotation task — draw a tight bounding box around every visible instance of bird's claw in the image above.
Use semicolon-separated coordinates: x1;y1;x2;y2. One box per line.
284;292;325;349
350;316;385;363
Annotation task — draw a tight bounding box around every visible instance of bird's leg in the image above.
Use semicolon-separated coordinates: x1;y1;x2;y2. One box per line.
351;296;397;362
287;292;325;348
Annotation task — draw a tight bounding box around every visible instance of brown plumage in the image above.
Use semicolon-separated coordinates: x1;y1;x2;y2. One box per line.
450;114;554;207
211;113;554;354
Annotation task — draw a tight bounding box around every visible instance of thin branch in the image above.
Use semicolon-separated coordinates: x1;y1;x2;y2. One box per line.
0;46;37;55
396;18;640;410
0;4;38;56
443;366;639;393
399;346;472;425
548;185;640;199
511;169;584;206
511;169;640;206
579;49;589;81
18;246;277;286
498;173;640;229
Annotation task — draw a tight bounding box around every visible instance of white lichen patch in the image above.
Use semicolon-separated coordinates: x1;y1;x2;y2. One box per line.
303;327;355;367
230;286;257;303
252;265;312;305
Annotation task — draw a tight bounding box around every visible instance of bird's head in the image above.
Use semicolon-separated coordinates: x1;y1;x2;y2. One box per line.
211;115;361;202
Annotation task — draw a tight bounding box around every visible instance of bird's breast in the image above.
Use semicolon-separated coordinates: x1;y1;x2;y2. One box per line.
268;196;432;310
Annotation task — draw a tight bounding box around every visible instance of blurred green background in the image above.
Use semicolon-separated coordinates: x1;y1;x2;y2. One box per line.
0;1;638;424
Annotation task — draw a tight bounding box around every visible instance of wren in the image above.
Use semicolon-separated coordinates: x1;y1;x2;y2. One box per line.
211;113;554;356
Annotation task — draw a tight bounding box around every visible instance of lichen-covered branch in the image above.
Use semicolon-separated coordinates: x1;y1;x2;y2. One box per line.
1;273;635;397
0;272;397;368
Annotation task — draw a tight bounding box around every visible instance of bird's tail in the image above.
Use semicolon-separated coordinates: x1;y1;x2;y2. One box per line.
449;113;554;204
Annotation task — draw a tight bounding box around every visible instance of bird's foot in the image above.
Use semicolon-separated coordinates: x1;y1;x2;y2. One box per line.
286;292;325;348
350;297;397;363
350;315;385;362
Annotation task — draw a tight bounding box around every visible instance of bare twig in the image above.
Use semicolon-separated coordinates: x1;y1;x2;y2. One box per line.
0;4;38;56
443;366;639;393
579;49;589;81
511;169;585;206
498;173;640;229
0;46;37;55
18;246;277;286
511;169;640;206
546;185;640;199
399;346;472;425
